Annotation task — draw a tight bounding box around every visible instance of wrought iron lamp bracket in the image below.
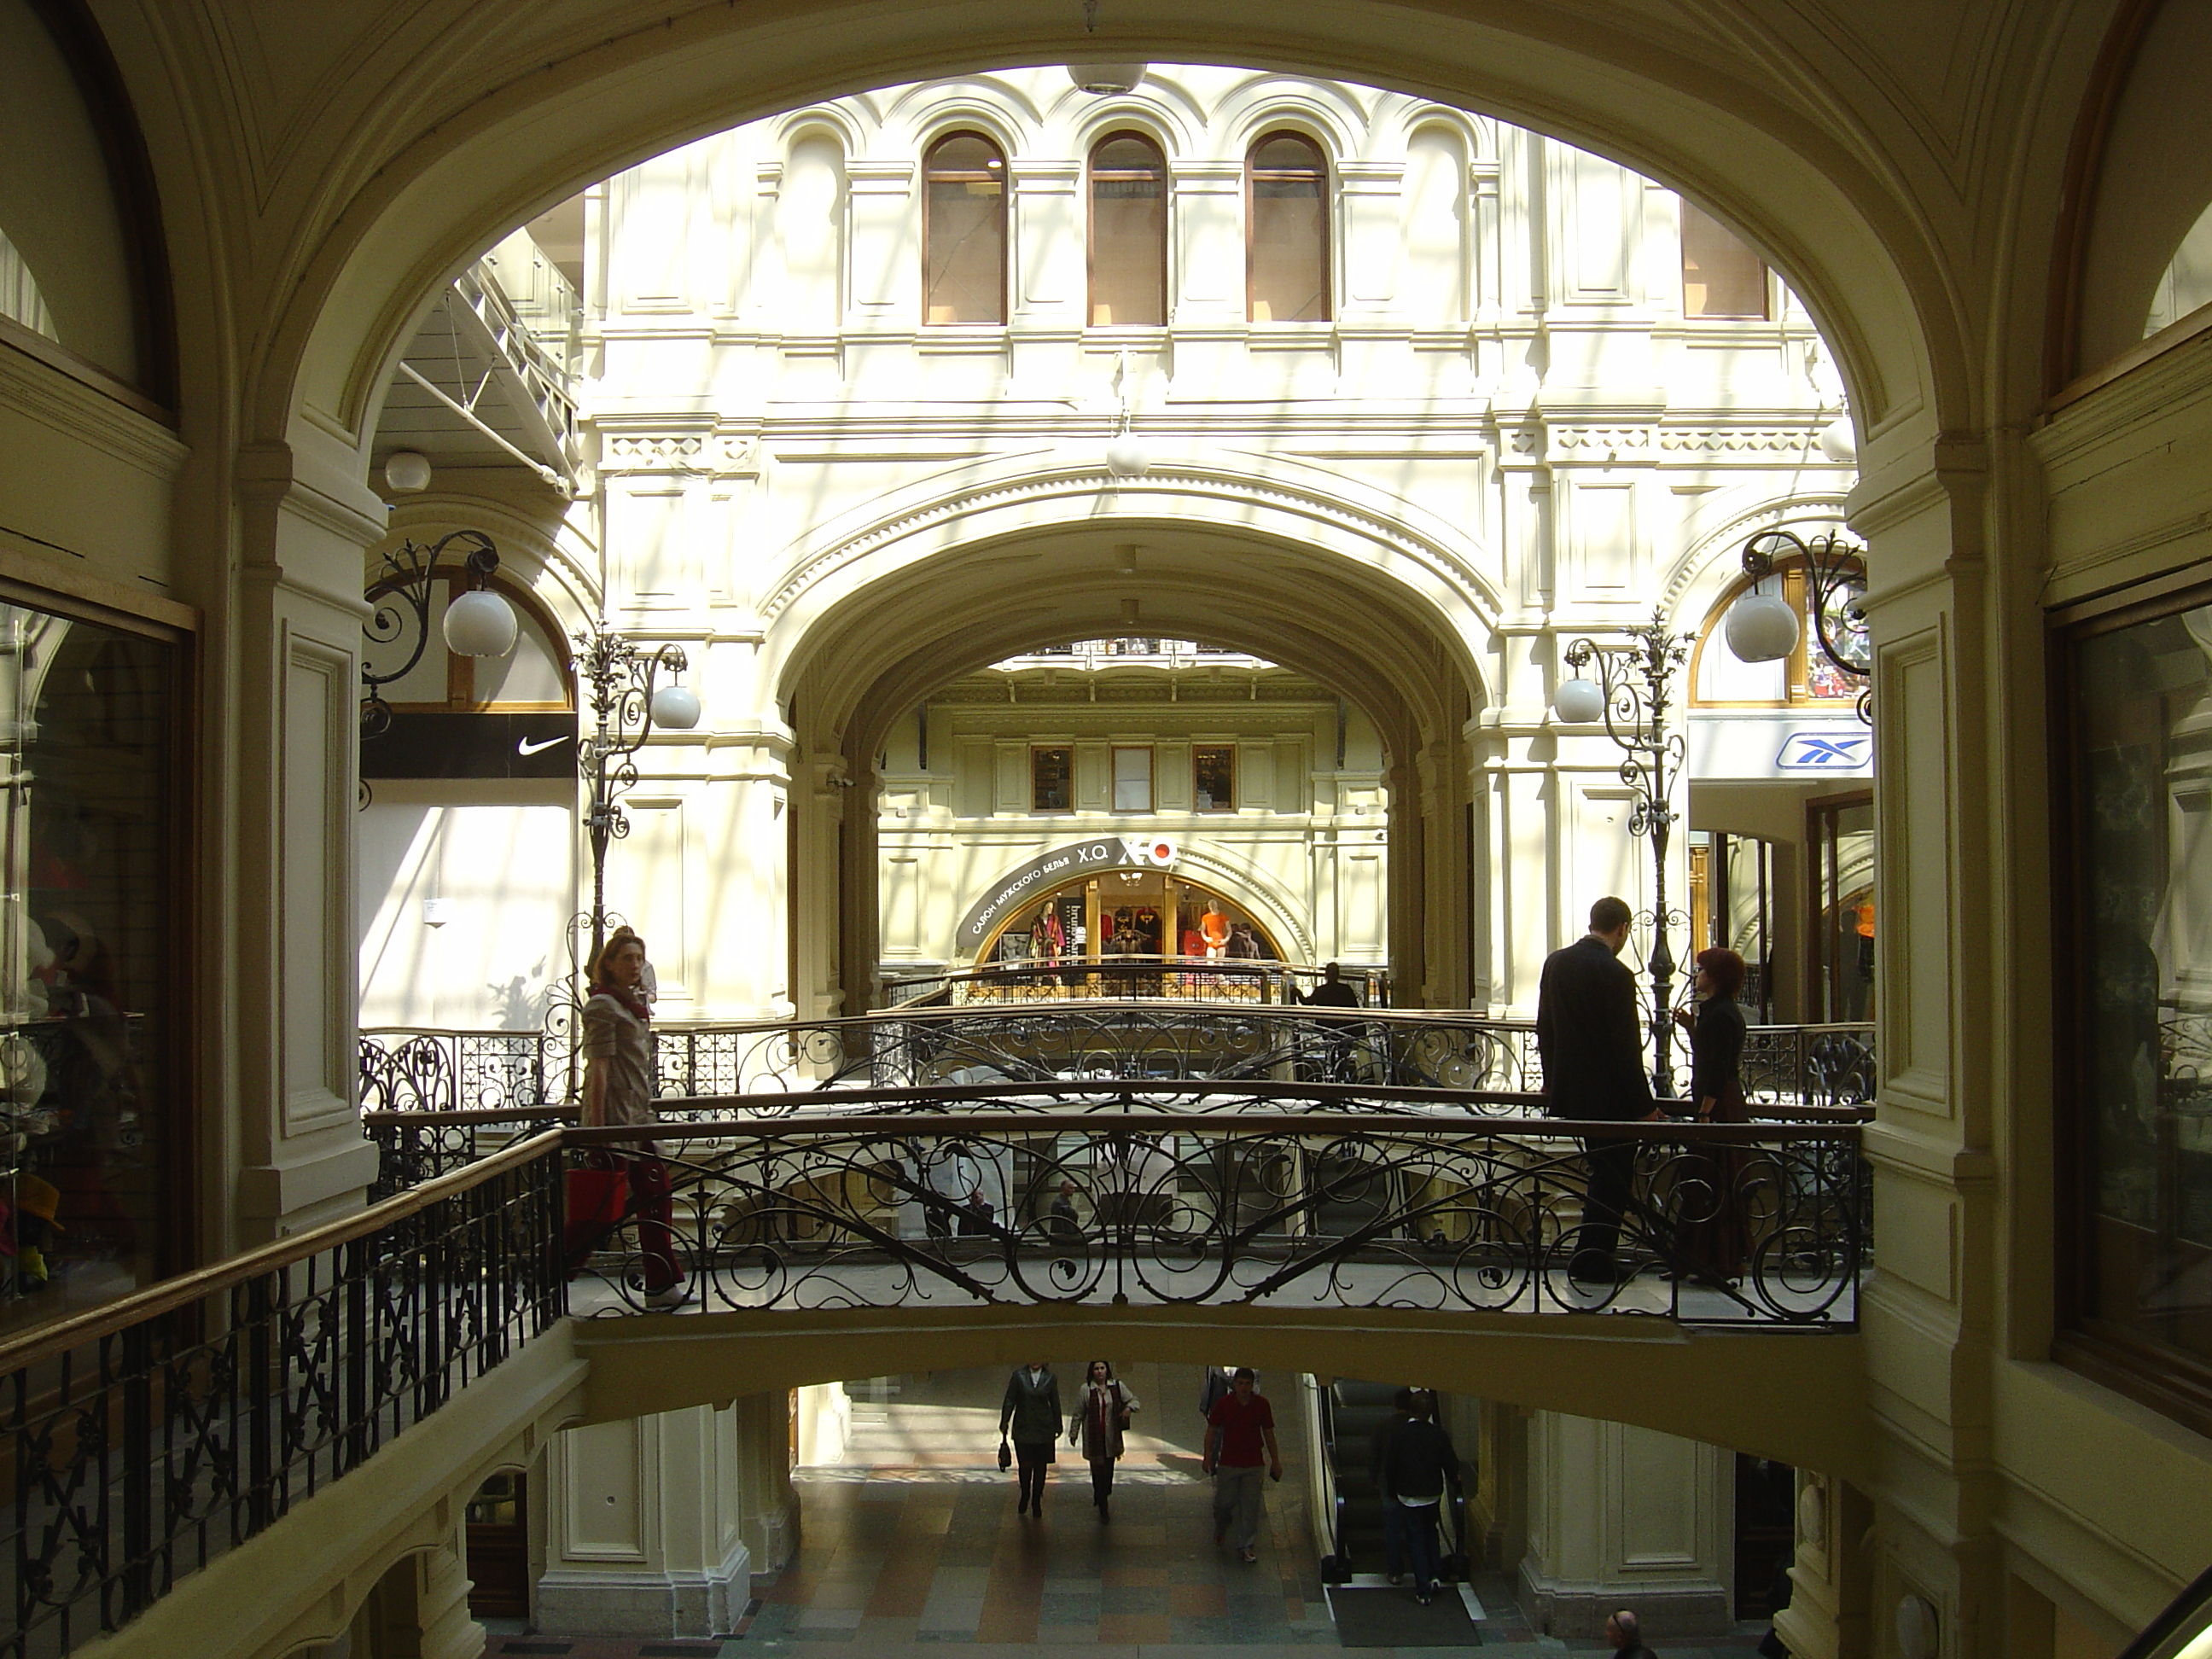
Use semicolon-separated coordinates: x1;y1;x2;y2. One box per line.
358;529;501;737
1738;527;1872;725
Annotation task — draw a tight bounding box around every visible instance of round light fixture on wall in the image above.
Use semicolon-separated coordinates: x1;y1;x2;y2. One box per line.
1818;416;1858;464
1724;587;1802;663
1105;434;1150;478
384;451;433;493
1553;676;1606;725
1068;62;1147;95
440;586;519;658
649;683;703;731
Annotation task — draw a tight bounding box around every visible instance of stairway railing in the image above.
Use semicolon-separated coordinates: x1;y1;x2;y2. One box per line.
0;1133;565;1659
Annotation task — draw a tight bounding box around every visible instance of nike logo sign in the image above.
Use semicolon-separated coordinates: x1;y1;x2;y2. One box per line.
516;735;571;756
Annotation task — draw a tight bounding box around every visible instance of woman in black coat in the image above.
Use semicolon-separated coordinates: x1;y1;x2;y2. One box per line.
1000;1361;1063;1517
1669;946;1754;1283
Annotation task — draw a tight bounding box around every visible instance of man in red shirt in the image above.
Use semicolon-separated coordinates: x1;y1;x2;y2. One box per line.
1202;1366;1283;1563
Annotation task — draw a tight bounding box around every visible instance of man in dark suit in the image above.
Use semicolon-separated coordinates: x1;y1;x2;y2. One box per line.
1537;895;1659;1282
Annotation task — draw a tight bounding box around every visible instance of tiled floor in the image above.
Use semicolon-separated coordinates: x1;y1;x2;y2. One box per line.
486;1365;1778;1659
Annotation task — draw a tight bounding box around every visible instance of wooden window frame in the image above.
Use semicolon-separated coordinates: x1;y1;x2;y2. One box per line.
1245;130;1332;324
1086;130;1169;329
2048;571;2212;1440
1110;743;1155;812
1031;744;1073;812
921;129;1009;327
1192;744;1236;813
1679;196;1773;323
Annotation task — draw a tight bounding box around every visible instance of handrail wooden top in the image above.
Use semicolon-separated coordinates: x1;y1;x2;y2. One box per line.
0;1129;565;1377
563;1111;1869;1146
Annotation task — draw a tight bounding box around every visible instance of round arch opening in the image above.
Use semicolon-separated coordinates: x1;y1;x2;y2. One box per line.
969;864;1289;970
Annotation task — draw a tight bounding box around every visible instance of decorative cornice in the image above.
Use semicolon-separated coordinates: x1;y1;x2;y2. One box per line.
0;344;188;479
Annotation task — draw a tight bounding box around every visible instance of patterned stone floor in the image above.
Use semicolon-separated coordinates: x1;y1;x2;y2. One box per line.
485;1364;1777;1659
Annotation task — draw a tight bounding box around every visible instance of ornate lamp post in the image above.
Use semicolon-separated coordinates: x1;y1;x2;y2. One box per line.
358;528;520;736
1724;527;1871;725
570;627;704;969
1553;610;1695;1098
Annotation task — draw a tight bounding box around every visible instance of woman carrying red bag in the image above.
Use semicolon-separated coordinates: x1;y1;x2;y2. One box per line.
576;928;692;1309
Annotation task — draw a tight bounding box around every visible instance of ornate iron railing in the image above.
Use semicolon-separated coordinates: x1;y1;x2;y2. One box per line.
0;1134;563;1659
882;958;1393;1008
533;1087;1866;1327
361;1010;1871;1119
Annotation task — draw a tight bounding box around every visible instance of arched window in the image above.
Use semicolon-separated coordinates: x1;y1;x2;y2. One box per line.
923;131;1006;325
1088;131;1167;327
1247;131;1330;323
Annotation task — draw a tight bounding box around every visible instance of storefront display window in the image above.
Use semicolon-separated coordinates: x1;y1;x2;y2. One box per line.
2059;588;2212;1425
0;591;183;1328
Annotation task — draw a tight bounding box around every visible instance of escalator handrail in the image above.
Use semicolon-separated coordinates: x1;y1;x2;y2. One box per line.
1313;1378;1353;1576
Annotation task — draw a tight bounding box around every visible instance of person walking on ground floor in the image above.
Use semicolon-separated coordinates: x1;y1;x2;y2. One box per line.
1538;895;1662;1284
1068;1359;1140;1522
1370;1388;1462;1604
1202;1366;1282;1563
1610;1608;1659;1659
1000;1360;1062;1517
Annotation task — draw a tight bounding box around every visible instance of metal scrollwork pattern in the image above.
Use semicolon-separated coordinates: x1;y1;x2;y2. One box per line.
562;1103;1863;1327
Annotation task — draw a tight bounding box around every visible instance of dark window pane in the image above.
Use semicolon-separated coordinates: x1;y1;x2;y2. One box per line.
2069;599;2212;1373
1033;747;1071;812
1681;199;1768;318
0;601;179;1331
924;133;1004;324
1090;132;1167;326
1249;133;1329;323
1194;745;1235;812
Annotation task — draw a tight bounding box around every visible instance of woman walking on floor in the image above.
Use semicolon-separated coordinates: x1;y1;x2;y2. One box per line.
1000;1360;1062;1517
1069;1359;1140;1522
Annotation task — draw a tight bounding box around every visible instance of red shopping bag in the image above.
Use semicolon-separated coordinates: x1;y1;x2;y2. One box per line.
562;1157;629;1277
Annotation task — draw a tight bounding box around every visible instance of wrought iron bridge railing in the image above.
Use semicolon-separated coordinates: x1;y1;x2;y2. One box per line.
0;1133;562;1659
364;1080;1870;1330
882;957;1392;1007
360;1007;1872;1135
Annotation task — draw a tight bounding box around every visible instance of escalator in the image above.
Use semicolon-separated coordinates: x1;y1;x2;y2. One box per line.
1311;1377;1473;1585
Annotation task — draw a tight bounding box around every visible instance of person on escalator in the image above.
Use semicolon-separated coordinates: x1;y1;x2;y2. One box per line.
1370;1388;1461;1604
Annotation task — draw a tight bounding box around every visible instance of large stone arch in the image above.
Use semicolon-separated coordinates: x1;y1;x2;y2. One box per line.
257;1;1959;474
763;453;1499;1013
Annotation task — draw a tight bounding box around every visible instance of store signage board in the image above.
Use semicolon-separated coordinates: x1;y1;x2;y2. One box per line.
1685;713;1871;781
958;836;1179;946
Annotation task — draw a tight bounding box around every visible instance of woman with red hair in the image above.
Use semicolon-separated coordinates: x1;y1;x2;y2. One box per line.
1669;946;1754;1283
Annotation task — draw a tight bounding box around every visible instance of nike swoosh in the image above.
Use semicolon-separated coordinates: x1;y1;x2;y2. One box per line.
516;734;571;756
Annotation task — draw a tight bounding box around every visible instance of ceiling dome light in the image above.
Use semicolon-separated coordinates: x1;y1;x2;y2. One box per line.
1724;589;1802;664
1552;676;1606;725
384;451;433;493
1817;416;1857;464
1105;434;1150;478
1068;62;1147;95
649;684;703;731
441;587;518;657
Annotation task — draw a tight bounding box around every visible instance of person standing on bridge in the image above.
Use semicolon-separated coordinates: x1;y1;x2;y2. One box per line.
581;928;690;1310
1202;1366;1282;1563
1000;1360;1062;1518
1537;896;1662;1284
1068;1359;1140;1522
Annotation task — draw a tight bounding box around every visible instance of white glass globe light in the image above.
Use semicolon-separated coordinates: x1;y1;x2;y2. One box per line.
384;451;433;493
1724;589;1802;663
1068;62;1147;95
649;683;703;731
440;587;518;657
1817;416;1857;464
1553;676;1606;724
1105;435;1150;479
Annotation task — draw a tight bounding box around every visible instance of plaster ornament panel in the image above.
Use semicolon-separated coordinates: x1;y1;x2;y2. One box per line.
1658;428;1825;453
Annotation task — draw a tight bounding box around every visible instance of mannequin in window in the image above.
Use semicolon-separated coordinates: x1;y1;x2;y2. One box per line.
1201;903;1232;959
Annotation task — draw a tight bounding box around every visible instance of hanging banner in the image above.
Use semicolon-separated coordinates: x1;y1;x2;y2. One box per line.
958;836;1179;947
